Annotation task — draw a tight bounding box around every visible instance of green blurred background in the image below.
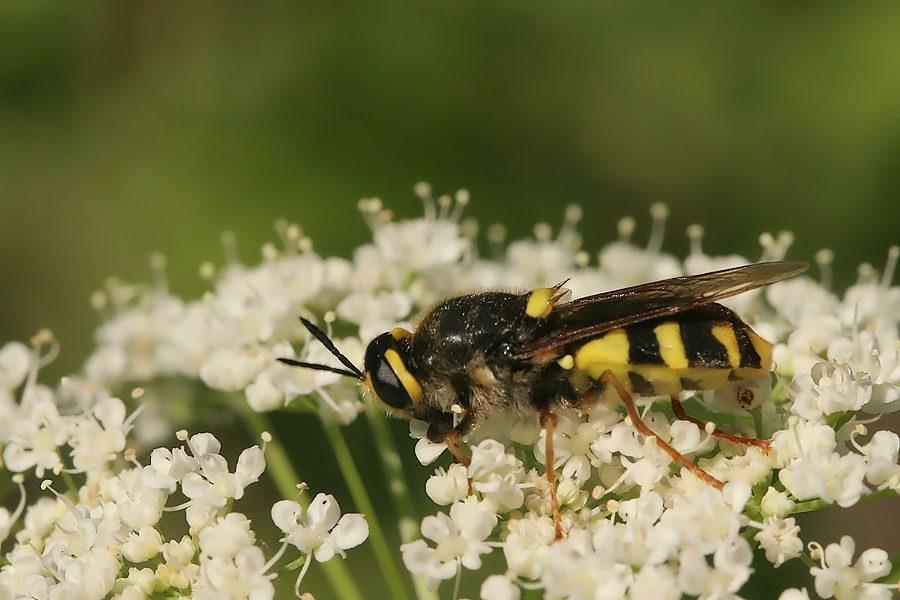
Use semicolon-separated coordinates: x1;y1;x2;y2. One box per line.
1;1;899;598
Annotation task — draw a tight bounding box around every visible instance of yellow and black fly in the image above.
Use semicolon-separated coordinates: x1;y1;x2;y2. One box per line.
279;260;808;538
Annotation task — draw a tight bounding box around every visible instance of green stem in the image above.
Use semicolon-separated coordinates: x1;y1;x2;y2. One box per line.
236;403;364;600
323;422;412;600
365;406;437;600
791;487;899;515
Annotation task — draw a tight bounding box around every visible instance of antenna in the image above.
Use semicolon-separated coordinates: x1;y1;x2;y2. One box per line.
277;317;364;380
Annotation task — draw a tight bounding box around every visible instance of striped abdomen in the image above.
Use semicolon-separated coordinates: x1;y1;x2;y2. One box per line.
569;304;771;397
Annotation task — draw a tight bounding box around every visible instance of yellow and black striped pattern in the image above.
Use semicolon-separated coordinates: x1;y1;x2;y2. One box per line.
571;316;771;396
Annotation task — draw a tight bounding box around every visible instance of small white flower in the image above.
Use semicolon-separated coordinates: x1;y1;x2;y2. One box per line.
121;526;163;563
0;341;31;390
779;451;867;507
502;513;556;579
199;512;256;559
860;430;900;490
480;574;520;600
760;486;796;518
754;517;803;567
272;493;369;562
401;498;496;589
811;536;893;600
425;463;469;506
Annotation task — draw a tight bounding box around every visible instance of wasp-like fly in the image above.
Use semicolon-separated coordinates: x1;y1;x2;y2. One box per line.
279;261;808;538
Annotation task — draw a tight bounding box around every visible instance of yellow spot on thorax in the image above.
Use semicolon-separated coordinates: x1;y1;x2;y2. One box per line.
384;349;423;404
575;328;629;370
390;327;412;341
711;324;741;368
526;288;556;318
557;354;575;370
653;322;688;368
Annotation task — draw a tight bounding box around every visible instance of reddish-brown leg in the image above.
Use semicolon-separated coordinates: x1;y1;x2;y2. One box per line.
444;429;471;467
670;395;771;452
599;371;724;490
539;408;564;541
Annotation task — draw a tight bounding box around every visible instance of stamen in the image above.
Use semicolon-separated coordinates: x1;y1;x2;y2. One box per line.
686;224;704;256
758;232;777;261
880;245;899;289
414;182;436;221
646;203;669;254
149;253;168;295
857;262;876;285
815;249;834;291
487;224;507;260
294;554;313;597
7;474;27;532
260;540;289;575
617;216;636;243
450;189;469;221
199;261;217;280
220;231;238;267
533;222;553;243
575;251;590;268
437;194;453;220
558;204;583;248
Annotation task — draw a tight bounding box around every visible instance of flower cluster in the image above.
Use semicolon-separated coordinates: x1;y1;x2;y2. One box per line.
3;185;899;599
0;335;367;598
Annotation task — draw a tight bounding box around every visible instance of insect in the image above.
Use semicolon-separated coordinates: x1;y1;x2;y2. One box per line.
279;260;808;539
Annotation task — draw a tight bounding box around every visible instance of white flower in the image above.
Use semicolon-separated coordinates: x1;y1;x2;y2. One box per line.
2;396;67;477
791;361;872;420
68;396;133;477
425;463;469;506
0;341;31;390
860;430;900;490
677;536;753;600
194;546;274;600
272;493;369;562
629;565;681;600
778;589;811;600
760;486;796;518
779;451;867;507
754;517;803;567
182;441;265;508
811;536;893;600
468;439;526;511
480;575;520;600
199;513;256;559
401;498;496;589
502;513;556;579
121;526;163;563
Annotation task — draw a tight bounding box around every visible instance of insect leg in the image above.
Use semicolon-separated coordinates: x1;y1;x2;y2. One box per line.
440;408;479;467
670;395;770;451
539;408;564;541
598;371;724;490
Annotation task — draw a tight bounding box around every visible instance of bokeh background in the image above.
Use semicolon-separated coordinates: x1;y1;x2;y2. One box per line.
2;2;899;598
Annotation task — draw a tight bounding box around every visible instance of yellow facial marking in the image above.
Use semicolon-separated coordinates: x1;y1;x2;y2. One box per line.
575;328;629;370
557;354;575;370
711;324;741;368
653;322;688;369
390;327;412;341
747;328;773;369
384;349;423;405
526;287;555;318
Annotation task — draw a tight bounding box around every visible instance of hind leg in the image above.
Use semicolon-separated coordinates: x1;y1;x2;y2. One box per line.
599;371;724;490
539;408;564;541
670;395;770;451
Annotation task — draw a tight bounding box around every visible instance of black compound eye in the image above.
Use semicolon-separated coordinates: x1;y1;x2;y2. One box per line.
364;332;420;413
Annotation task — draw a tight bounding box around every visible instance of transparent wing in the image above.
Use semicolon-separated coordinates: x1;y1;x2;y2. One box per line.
513;261;807;359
